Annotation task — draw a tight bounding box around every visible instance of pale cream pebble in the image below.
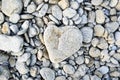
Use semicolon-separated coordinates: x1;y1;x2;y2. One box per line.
89;47;101;58
94;25;104;37
96;10;105;24
58;0;69;10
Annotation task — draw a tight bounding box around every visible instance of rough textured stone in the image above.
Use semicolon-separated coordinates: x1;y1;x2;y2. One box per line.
40;68;55;80
1;0;23;16
44;25;83;63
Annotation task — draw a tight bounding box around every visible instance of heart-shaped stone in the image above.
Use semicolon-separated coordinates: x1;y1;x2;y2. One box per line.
44;25;83;63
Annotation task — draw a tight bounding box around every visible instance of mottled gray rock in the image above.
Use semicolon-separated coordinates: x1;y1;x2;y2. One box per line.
40;68;55;80
0;35;23;52
63;64;75;74
1;0;23;16
0;66;10;80
63;8;77;18
115;31;120;46
44;25;83;63
81;27;93;43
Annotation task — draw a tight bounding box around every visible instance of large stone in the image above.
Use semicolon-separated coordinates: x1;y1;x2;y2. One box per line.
44;25;83;63
0;35;23;52
1;0;23;16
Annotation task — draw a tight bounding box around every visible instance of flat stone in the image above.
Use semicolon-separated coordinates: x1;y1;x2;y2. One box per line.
91;0;103;6
44;25;83;63
0;12;4;24
63;8;77;18
115;31;120;46
52;5;62;20
63;64;75;74
96;10;105;24
40;68;55;80
1;0;23;16
81;27;93;43
39;4;48;17
0;35;23;52
58;0;69;10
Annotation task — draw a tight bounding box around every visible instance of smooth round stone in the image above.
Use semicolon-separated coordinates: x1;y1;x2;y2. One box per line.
89;47;101;58
0;12;4;24
40;68;55;80
9;14;20;23
91;0;103;6
63;64;75;74
96;10;105;24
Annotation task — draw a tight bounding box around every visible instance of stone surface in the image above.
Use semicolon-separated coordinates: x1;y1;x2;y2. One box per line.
16;62;29;74
81;27;93;43
55;76;66;80
0;12;4;24
52;5;62;20
94;25;104;37
44;25;83;63
0;35;23;52
40;68;55;80
27;2;36;13
75;56;84;65
9;14;20;23
98;66;109;74
105;22;119;33
63;64;75;74
58;0;69;9
39;4;48;17
89;47;101;57
1;0;23;16
63;8;77;18
109;0;118;7
96;10;105;24
91;0;103;6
